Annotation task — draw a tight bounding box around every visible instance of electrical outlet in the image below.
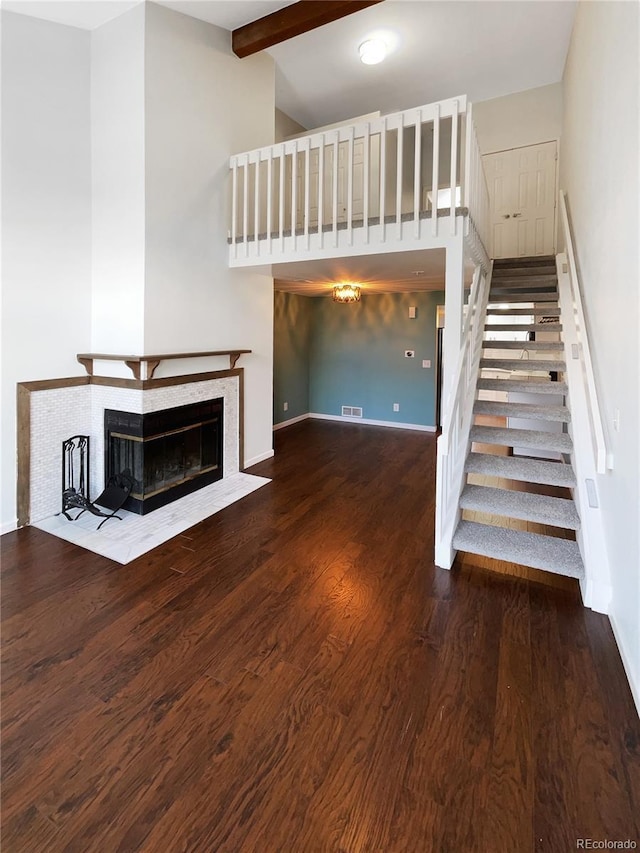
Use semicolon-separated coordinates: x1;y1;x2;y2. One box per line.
393;403;400;412
404;350;415;358
422;359;431;368
283;402;288;412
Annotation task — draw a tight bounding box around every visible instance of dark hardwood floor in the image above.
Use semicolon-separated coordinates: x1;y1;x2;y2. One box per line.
2;420;639;852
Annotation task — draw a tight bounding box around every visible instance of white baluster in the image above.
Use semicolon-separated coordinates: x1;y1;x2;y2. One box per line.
414;109;421;238
243;154;249;257
267;150;273;253
318;133;325;249
332;133;338;247
291;140;297;251
304;139;310;249
231;158;238;260
396;119;403;237
363;121;370;244
450;100;458;234
279;144;285;251
380;117;387;240
347;125;354;246
432;104;440;237
254;153;260;255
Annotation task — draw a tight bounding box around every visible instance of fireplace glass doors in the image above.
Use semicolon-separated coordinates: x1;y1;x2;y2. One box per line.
104;399;223;514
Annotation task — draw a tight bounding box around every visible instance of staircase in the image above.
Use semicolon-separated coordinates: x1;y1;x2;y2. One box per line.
451;255;584;580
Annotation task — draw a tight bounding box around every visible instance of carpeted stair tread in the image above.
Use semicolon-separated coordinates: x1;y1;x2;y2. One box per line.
480;358;565;371
470;424;573;452
493;255;555;266
492;268;558;279
482;340;564;350
474;400;570;421
465;453;576;487
460;484;581;529
453;520;584;578
487;307;560;316
489;292;559;303
477;378;567;394
485;322;562;332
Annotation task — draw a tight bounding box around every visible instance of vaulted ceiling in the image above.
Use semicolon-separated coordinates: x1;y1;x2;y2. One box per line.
4;0;577;294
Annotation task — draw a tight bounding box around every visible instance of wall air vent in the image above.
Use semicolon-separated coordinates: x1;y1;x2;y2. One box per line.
341;406;363;418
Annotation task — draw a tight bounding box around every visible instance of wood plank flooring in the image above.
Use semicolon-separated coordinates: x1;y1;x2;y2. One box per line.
2;419;639;852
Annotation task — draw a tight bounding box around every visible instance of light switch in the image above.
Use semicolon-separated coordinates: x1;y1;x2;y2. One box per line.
422;360;431;368
409;306;417;319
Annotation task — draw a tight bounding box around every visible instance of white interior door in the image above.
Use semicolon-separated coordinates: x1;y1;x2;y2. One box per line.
483;141;557;259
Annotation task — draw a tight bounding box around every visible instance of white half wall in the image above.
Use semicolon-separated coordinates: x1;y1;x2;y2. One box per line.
1;12;92;531
561;0;640;713
143;3;276;466
474;83;563;154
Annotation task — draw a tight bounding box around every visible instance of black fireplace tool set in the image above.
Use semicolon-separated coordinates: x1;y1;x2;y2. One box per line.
61;435;134;530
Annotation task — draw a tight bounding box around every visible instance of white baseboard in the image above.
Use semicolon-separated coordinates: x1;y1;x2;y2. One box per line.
1;519;18;536
610;612;640;719
273;413;310;431
244;449;275;468
309;413;437;432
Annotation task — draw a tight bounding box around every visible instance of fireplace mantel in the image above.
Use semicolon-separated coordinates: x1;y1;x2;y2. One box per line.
77;350;252;380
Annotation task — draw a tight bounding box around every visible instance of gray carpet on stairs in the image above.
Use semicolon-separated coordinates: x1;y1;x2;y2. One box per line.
465;452;577;487
481;341;563;350
488;292;559;303
480;358;566;371
460;484;580;529
453;520;584;577
470;424;573;452
485;322;562;332
477;378;567;394
487;307;559;316
474;400;571;422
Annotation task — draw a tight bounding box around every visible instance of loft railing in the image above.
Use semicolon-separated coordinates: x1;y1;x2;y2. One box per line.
435;262;491;569
228;95;490;262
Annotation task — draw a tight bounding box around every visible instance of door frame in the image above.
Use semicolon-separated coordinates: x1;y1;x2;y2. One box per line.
482;137;560;257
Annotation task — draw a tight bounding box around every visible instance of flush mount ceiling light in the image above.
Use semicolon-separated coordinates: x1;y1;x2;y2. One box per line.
333;283;361;303
358;38;388;65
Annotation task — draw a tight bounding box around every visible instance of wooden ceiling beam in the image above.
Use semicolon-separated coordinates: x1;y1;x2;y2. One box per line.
232;0;384;58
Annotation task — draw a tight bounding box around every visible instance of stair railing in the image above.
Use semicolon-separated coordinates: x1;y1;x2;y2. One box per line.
435;262;492;569
558;191;609;474
463;103;491;266
557;190;612;612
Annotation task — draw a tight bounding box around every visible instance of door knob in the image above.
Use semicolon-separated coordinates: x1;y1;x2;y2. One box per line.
513;212;522;217
502;214;511;219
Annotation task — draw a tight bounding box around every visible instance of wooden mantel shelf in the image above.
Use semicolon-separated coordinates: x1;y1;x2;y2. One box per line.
77;350;252;380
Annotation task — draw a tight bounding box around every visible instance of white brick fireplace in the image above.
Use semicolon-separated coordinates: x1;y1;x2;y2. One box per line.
22;372;243;525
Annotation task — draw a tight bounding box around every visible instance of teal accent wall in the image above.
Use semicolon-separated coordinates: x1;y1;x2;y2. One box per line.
310;291;444;426
273;290;313;424
273;289;444;428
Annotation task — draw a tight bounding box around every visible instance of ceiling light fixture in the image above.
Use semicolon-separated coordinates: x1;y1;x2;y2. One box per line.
333;283;361;303
358;38;387;65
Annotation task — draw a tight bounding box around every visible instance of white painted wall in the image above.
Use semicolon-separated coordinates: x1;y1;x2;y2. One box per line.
1;12;92;532
275;108;306;142
474;83;563;154
91;5;146;354
143;3;276;466
561;0;639;712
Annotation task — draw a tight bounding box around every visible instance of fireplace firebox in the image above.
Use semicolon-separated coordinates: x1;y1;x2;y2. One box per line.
104;399;223;514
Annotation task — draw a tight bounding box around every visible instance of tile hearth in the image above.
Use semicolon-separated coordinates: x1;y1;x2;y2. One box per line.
34;472;270;564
